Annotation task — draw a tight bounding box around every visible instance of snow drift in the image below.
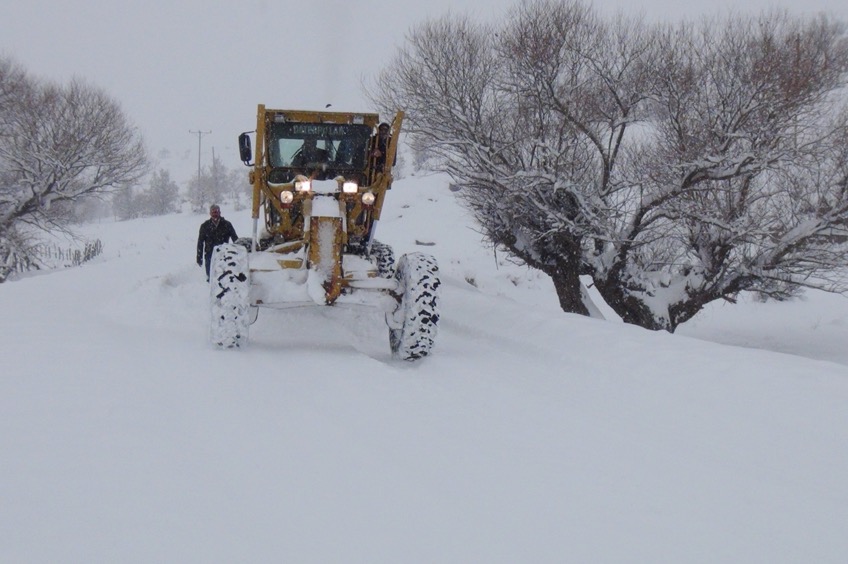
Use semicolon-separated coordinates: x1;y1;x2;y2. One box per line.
1;175;847;563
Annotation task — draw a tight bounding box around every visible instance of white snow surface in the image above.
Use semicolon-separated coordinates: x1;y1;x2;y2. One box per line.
2;174;847;563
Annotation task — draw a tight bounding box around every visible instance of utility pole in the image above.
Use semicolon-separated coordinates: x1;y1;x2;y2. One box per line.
189;130;211;181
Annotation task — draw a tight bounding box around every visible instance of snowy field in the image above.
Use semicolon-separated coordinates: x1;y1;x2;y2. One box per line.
2;174;847;563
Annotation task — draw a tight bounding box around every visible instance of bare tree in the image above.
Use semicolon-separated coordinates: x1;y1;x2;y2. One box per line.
0;56;148;281
370;1;848;331
227;167;250;210
145;168;180;216
112;184;137;221
188;154;235;212
113;169;180;220
370;1;655;317
589;12;848;329
187;153;251;212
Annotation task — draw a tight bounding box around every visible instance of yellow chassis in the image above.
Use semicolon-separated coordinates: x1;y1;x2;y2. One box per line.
243;106;404;307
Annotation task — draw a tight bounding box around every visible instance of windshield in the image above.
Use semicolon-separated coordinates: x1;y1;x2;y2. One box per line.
268;122;373;170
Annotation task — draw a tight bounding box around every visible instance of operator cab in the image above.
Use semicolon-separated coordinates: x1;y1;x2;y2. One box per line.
267;122;372;183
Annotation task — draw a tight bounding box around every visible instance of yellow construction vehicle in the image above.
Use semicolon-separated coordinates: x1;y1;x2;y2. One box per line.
209;106;439;360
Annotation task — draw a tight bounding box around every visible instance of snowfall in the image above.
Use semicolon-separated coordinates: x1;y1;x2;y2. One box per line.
1;173;847;563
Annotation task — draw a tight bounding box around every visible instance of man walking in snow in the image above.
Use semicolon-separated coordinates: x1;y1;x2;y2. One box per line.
196;204;238;281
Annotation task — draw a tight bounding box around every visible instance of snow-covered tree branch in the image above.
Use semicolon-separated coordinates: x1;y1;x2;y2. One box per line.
0;56;147;281
370;0;848;331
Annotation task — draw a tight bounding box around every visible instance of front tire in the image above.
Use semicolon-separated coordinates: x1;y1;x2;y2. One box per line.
209;243;250;348
388;252;440;360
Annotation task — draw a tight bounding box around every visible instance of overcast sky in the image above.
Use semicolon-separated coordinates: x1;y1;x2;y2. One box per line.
2;0;847;182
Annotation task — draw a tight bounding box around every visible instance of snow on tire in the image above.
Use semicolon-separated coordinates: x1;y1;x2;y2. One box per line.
370;240;396;278
209;243;250;348
388;252;440;360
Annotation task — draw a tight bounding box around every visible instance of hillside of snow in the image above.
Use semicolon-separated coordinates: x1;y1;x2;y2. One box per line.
2;174;847;563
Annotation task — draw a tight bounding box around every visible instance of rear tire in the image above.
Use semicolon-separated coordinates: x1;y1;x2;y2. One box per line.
234;237;253;251
370;240;395;278
388;252;440;360
210;243;250;348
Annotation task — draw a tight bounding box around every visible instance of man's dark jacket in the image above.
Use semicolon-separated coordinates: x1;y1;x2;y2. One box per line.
196;217;238;266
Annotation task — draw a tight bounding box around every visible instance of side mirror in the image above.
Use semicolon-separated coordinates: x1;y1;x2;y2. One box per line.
238;132;253;166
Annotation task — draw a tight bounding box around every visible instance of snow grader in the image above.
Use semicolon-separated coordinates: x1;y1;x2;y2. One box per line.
209;105;439;360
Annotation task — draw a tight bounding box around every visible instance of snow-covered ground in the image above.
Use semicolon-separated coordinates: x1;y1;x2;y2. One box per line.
2;174;847;563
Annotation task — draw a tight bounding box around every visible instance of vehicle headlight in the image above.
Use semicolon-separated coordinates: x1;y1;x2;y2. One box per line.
361;192;376;206
342;181;359;194
295;179;311;192
280;190;294;205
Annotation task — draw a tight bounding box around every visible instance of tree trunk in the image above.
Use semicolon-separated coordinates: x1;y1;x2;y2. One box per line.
549;263;591;316
593;278;670;331
502;234;592;317
615;297;668;331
